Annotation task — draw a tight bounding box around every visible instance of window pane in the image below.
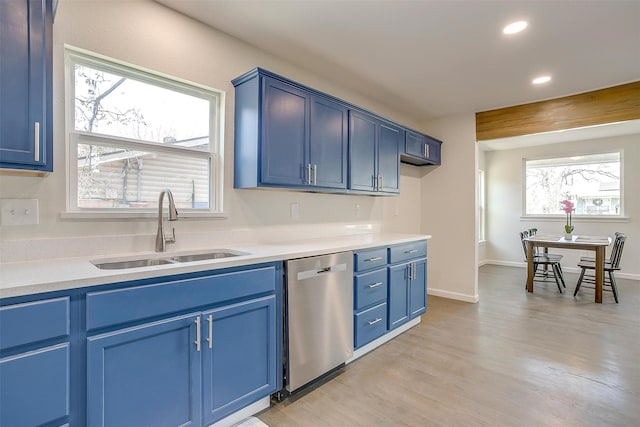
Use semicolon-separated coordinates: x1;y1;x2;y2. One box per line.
74;64;210;151
77;143;210;209
525;153;620;215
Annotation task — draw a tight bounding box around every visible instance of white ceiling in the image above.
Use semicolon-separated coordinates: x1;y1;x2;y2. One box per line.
155;0;640;122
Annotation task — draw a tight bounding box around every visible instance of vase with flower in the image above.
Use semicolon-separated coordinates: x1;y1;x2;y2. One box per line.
560;199;575;240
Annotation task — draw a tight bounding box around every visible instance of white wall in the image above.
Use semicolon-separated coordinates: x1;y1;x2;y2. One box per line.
420;114;479;302
478;148;487;265
0;0;425;248
484;133;639;279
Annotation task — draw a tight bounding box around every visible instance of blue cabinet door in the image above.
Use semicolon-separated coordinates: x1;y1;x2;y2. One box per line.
349;110;377;191
87;313;202;427
0;343;70;427
425;135;442;165
203;296;276;425
261;77;308;186
410;258;427;318
377;122;401;193
310;96;348;189
0;0;52;171
388;263;410;330
405;130;426;159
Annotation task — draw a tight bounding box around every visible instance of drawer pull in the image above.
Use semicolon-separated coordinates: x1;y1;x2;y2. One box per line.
404;249;418;254
365;256;383;262
368;317;383;326
194;316;201;352
368;282;383;289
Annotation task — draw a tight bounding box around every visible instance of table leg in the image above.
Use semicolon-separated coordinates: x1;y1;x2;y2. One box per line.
595;246;605;303
526;241;534;292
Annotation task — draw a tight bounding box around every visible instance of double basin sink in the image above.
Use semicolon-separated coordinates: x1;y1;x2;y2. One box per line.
92;250;247;270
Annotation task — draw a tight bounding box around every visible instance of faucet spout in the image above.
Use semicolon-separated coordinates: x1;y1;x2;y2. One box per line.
156;189;178;252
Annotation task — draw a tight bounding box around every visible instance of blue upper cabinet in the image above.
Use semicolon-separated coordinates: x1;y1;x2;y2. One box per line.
349;110;401;194
402;129;442;166
0;0;53;172
233;69;348;190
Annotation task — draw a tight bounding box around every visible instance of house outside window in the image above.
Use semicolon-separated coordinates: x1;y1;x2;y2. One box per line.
524;152;621;216
65;48;224;216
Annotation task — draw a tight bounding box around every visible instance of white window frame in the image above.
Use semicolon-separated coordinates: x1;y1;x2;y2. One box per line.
63;46;225;218
478;169;486;242
521;150;625;221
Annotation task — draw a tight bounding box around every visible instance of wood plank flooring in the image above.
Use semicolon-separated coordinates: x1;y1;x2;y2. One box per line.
258;265;640;426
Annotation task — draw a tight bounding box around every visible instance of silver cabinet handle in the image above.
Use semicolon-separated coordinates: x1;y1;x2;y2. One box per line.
206;314;213;349
365;256;383;262
306;164;312;184
426;144;430;159
404;249;418;254
34;122;40;162
313;164;317;185
423;143;427;158
368;281;383;288
368;317;383;326
194;316;201;351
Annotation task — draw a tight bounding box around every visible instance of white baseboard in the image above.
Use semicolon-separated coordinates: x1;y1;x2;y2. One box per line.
481;260;640;281
209;397;270;427
427;288;479;303
347;317;421;363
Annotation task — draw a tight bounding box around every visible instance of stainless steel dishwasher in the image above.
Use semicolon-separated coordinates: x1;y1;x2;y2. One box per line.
284;251;354;393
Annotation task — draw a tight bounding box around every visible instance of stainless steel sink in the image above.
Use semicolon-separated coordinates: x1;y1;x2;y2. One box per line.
91;250;247;270
93;258;175;270
168;252;239;263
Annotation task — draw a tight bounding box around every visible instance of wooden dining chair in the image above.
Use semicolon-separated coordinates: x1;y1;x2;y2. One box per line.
520;230;566;293
528;228;565;276
579;232;624;263
574;234;626;303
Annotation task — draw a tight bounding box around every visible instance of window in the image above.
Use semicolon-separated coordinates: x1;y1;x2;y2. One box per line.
478;169;486;241
65;48;223;215
525;152;621;216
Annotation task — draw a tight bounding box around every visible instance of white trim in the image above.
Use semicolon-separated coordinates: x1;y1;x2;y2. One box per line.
208;396;270;427
520;215;630;223
347;317;421;363
427;288;479;303
481;260;640;281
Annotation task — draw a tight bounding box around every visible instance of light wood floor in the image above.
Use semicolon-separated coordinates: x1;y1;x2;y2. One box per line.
258;265;640;426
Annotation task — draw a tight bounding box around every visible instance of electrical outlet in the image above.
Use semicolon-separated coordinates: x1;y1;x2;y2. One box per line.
290;203;299;220
0;199;39;226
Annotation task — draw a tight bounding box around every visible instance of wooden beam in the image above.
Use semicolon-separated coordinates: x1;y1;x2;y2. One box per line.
475;81;640;141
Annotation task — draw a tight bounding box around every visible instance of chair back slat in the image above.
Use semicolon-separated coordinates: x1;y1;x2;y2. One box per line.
520;230;530;259
609;235;626;269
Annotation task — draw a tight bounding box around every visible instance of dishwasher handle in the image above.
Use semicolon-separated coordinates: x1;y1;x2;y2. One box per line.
296;262;348;280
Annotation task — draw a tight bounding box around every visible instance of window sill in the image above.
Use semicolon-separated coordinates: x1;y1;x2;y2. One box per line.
520;215;629;223
60;210;227;220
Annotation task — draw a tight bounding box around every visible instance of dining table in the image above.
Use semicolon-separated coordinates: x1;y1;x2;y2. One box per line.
524;234;612;303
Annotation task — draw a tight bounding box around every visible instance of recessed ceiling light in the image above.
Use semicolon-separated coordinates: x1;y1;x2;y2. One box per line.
532;75;552;85
503;21;528;35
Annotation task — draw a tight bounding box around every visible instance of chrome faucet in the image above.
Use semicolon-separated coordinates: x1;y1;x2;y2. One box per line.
155;189;179;252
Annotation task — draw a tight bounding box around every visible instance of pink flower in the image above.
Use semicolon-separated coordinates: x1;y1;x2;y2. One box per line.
560;199;574;214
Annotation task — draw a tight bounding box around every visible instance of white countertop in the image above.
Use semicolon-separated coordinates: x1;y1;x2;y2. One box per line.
0;233;430;299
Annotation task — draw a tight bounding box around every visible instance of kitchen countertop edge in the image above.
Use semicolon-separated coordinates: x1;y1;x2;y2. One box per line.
1;233;431;299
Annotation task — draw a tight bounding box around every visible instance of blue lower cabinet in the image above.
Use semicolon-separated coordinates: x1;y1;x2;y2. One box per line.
354;303;388;348
0;343;70;427
388;257;427;330
203;296;276;425
388;263;411;330
410;258;427;318
87;313;202;427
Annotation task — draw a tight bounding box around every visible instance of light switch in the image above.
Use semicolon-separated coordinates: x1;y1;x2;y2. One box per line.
0;199;39;226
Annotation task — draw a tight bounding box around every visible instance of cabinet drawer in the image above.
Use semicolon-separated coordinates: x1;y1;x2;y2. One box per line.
0;297;70;350
87;265;276;331
354;303;388;349
0;343;70;426
354;269;387;311
389;241;427;264
354;247;387;272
